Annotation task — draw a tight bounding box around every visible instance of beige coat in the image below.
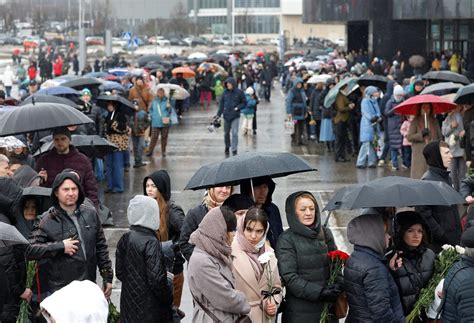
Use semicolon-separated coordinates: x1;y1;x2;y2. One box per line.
231;241;283;323
407;114;441;179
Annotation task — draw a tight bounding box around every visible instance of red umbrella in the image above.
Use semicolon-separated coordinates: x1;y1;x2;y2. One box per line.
105;74;118;81
256;50;265;57
394;94;456;115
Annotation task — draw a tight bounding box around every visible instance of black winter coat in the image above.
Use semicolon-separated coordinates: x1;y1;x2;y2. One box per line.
116;225;173;323
384;99;403;150
344;246;405;323
309;88;323;120
167;202;185;274
217;77;247;122
178;204;208;261
441;255;474;323
390;247;435;315
416;167;462;253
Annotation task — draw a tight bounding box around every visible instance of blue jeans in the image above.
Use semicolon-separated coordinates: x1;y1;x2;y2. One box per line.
356;141;377;167
224;118;240;152
106;151;125;192
131;135;144;164
390;148;399;168
402;145;412;167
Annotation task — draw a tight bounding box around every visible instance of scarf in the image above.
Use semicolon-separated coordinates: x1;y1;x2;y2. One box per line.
235;216;269;281
189;207;232;266
203;187;233;209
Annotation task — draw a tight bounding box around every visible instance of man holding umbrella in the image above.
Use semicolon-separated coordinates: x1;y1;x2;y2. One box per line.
36;127;99;208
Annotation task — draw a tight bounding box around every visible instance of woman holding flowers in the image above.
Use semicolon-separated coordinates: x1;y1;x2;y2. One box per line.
231;206;282;322
388;211;435;321
276;191;339;322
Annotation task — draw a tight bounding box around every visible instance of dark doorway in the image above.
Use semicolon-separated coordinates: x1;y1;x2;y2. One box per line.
347;21;369;52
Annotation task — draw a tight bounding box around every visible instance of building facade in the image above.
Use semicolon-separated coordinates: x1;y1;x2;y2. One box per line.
303;0;474;61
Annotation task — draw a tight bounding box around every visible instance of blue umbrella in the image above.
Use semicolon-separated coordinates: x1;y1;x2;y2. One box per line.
108;68;129;77
99;81;125;93
84;71;109;78
37;86;81;96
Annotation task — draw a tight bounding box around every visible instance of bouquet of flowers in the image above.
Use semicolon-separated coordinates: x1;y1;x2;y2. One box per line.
319;250;350;323
406;244;464;323
258;251;281;322
17;261;36;323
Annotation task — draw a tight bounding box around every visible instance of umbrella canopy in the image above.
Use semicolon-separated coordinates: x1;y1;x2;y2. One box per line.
107;68;129;77
188;52;208;60
284;50;304;60
34;135;118;158
37;86;81;97
144;62;165;71
357;74;389;91
394;94;456;115
185;152;316;190
307;74;332;84
323;176;464;211
172;67;195;78
4;97;18;106
21;95;79;109
423;71;470;85
40;79;62;89
61;77;105;90
137;54;162;68
99;81;125;94
323;77;359;108
420;82;463;96
96;95;136;116
83;71;109;79
198;62;227;76
156;83;190;100
0;103;93;136
209;53;228;62
0;136;26;149
453;84;474;105
0;222;29;247
408;55;425;68
244;54;257;61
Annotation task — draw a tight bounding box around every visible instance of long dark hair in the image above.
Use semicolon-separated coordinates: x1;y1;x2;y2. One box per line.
244;206;268;232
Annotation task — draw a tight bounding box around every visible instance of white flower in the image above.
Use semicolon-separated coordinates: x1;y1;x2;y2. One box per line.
455;245;466;255
442;244;455;251
258;251;274;264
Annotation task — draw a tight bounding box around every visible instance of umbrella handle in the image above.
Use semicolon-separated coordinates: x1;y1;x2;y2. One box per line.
423;112;429;144
323;211;331;227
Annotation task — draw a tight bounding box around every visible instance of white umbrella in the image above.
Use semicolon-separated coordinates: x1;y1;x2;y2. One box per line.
284;57;303;67
307;74;332;84
300;61;325;71
188;52;208;60
0;136;26;150
216;49;230;55
156;83;190;100
40;79;61;89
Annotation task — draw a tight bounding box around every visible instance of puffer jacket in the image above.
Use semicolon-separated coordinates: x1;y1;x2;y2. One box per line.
35;145;99;208
276;191;337;322
286;78;307;121
178;203;208;261
441;255;474;323
390;248;435;315
26;173;113;292
344;214;405;323
217;77;247;122
384;99;403;150
116;225;173;323
359;95;381;143
416;167;462;253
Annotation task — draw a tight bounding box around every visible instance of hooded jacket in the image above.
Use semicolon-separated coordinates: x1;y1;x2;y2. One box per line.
359;86;381;143
240;177;283;249
217;77;247;122
35;145;99;208
116;195;173;323
415;141;462;253
286;78;307;120
276;191;336;322
344;214;405;323
26;172;113;292
143;170;185;274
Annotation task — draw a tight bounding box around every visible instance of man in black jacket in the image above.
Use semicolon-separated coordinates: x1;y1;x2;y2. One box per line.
26;172;113;295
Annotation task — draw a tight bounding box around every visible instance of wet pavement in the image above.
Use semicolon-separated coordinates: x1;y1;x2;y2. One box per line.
96;83;405;320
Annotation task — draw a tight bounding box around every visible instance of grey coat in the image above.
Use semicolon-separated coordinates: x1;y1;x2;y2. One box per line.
187;247;250;322
442;112;465;158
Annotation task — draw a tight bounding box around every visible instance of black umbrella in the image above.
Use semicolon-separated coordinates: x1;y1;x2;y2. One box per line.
145;62;165;71
0;222;29;247
61;77;105;90
423;71;470;85
0;102;93;136
21;95;79;109
185;152;317;190
357;74;389;91
209;54;228;62
137;54;162;68
96;95;136;116
21;186;53;215
323;176;464;211
34;135;118;158
420;82;463;96
454;84;474;105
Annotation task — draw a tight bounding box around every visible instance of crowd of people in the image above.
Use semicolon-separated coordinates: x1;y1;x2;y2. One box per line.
1;44;474;322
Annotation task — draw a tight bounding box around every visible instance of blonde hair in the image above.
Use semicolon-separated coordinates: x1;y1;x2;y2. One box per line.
294;193;318;210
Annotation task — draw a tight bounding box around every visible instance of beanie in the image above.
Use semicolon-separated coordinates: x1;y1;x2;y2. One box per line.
52;127;72;140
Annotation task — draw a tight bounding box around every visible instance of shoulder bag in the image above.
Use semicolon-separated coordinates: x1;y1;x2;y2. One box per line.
190;290;251;323
157;103;170;125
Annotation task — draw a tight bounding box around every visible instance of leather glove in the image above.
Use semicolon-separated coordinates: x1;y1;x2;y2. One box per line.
370;116;378;123
319;284;341;303
421;128;430;137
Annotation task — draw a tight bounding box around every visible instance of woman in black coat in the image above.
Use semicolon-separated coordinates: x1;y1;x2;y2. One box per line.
116;195;173;323
388;211;435;321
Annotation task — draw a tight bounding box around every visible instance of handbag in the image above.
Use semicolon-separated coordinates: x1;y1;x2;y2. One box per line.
284;119;295;135
334;291;348;319
170;107;179;125
157;104;170;125
191;291;251;323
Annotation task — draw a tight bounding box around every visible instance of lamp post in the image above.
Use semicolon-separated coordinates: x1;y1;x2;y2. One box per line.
78;0;86;72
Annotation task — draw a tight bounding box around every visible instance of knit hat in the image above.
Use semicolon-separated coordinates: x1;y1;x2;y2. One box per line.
245;87;254;95
393;85;404;97
81;88;92;97
51;127;72;140
127;195;160;231
222;194;255;212
461;226;474;248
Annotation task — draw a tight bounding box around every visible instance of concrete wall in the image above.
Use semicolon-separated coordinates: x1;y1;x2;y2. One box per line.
281;15;345;43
